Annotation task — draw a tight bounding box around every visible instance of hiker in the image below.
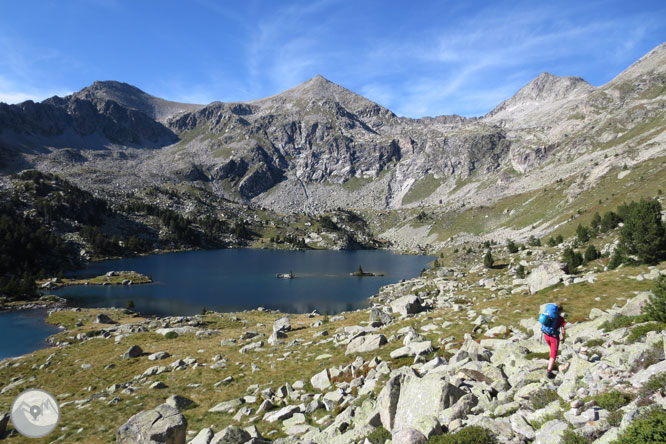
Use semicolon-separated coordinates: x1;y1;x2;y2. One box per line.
540;303;567;379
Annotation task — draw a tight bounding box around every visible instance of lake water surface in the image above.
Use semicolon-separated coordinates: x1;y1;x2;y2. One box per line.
0;309;60;360
1;249;430;358
53;249;431;316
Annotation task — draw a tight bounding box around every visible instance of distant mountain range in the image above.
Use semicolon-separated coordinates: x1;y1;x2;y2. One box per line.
1;43;665;247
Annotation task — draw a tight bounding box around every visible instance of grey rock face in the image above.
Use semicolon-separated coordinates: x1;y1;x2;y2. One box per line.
0;412;8;438
95;313;116;324
166;395;194;410
527;263;565;294
534;419;569;444
117;403;187;444
311;369;331;391
209;426;251;444
369;307;392;325
123;344;143;359
345;334;388;355
393;374;466;436
273;316;291;333
188;427;213;444
391;295;424;316
392;428;427;444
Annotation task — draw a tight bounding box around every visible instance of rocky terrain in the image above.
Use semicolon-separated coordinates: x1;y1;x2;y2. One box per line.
1;227;666;443
1;44;664;252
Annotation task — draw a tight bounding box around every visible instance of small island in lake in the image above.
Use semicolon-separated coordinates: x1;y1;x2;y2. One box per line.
276;271;296;279
349;265;384;277
37;270;153;289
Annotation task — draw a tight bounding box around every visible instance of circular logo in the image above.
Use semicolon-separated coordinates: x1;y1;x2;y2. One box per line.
10;389;60;438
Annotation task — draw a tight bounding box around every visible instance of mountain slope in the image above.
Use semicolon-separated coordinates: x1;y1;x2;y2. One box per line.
0;44;665;250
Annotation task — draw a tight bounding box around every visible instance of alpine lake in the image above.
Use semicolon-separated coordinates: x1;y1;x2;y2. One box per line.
1;248;432;359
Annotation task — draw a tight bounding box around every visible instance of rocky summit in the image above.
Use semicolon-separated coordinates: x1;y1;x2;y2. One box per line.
1;43;665;250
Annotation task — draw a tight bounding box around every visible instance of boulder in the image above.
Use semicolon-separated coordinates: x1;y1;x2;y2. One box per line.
534;419;568;444
239;341;263;353
210;425;251;444
273;316;291;333
188;427;213;444
208;398;243;413
629;359;666;387
370;307;393;325
311;369;331;391
392;428;427;444
0;412;8;437
526;263;565;294
263;405;300;423
123;345;143;359
618;292;652;317
166;395;194;410
148;352;171;361
391;295;424;316
95;313;116;324
346;334;388;355
267;331;287;346
394;374;466;435
117;403;187;444
390;341;433;359
377;375;402;430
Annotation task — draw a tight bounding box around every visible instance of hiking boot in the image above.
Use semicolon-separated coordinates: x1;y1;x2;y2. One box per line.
547;371;555;379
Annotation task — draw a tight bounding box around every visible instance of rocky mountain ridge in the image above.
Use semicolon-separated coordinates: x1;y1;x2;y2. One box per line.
1;43;665;249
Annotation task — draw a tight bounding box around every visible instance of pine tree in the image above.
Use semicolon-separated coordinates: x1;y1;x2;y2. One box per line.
483;251;494;268
584;245;599;262
516;264;526;279
506;239;518;254
643;275;666;322
562;247;583;274
619;198;666;264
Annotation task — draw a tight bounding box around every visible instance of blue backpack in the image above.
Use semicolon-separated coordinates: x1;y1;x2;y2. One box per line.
539;303;560;337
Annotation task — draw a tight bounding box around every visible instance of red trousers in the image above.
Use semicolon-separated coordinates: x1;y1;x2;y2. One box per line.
544;334;560;359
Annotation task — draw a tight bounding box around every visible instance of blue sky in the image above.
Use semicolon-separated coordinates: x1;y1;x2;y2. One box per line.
1;0;665;117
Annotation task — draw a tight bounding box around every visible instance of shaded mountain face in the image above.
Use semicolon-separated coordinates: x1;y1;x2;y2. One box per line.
73;81;203;122
0;88;179;150
1;43;665;217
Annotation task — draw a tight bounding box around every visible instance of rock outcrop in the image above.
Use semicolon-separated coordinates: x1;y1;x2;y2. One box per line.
117;404;187;444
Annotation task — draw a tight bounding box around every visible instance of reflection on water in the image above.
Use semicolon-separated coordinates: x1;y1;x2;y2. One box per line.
54;249;432;316
0;310;60;359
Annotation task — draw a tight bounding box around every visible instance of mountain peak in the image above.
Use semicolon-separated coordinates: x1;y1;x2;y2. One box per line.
72;80;203;122
486;72;594;120
253;74;386;114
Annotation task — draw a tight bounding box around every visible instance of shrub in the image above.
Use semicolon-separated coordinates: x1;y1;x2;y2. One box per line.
516;264;526;279
600;314;640;332
591;212;601;232
638;373;666;399
643;276;666;322
484;251;494;269
365;427;391;444
562;429;591;444
528;235;541;247
531;389;560;410
584;338;604;348
427;426;497;444
588;390;633;411
613;408;666;444
627;322;666;344
126;299;135;310
607;409;623;427
164;331;179;339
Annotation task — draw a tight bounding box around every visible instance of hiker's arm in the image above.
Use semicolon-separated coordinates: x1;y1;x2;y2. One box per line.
560;325;566;343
